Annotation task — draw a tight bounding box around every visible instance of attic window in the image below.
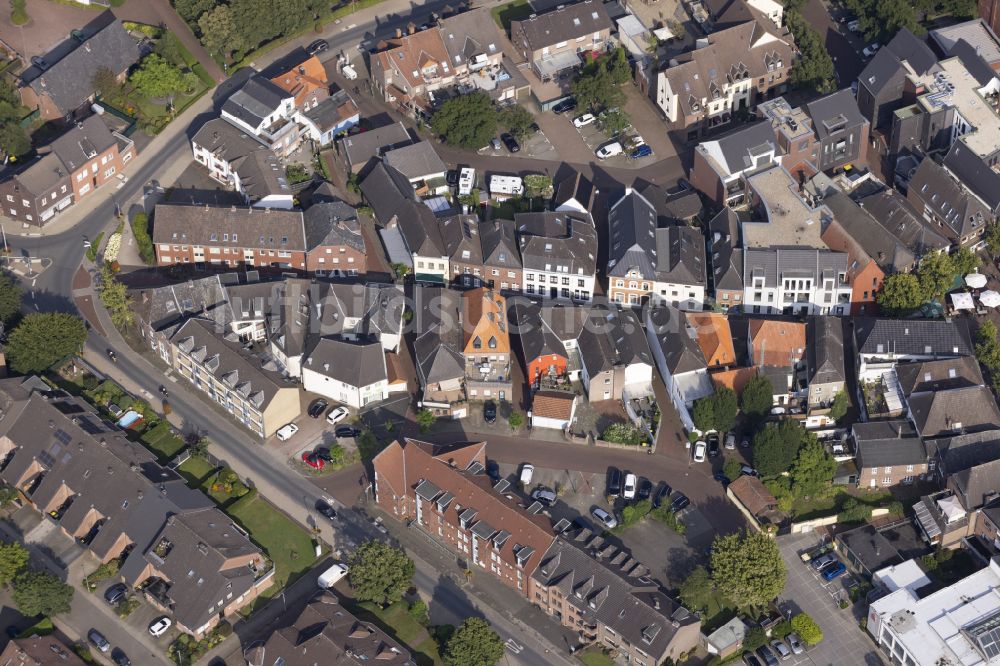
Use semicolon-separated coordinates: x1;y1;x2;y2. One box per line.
489;336;497;348
573;17;580;25
473;336;482;349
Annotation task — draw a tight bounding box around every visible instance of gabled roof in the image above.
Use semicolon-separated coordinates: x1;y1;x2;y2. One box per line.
943;138;1000;212
374;26;452;92
532;390;576;419
516;211;598;275
383;141;448;180
511;0;613;52
854;318;972;357
412;287;465;385
895;356;984;396
686;312;735;368
301;89;359;132
341;121;412;169
749;319;805;367
441;213;483;265
655;225;706;286
708;208;744;291
438;8;504;68
303;200;365;252
479;218;521;270
953;458;1000;510
222;76;291;129
647;305;706;375
263;49;329;108
23;11;140;114
303;338;387;387
823;193;918;272
907;386;1000;438
579;305;652;376
908;158;990;240
932;429;1000;474
608;189;658;278
697;120;778;177
462;288;510;355
151;203;307;252
50;115;117;172
854;420;926;469
361;163;445;257
742;247;847;289
554;171;595;213
886;28;940;75
855;188;950;255
807;316;845;386
804;88;867;140
133;275;230;337
191;117;268;164
508;298;568;364
729;474;777;515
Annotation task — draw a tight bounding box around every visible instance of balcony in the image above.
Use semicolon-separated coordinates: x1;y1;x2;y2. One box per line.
48;495;77;522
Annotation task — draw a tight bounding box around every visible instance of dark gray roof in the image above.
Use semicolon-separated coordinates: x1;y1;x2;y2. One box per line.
908;158;990;240
302;90;358;132
554;171;595;212
823;192;918;272
191;118;267;163
852;189;950;255
152;203;306;252
708;208;743;291
441;214;483;265
24;12;140;114
303;200;365;252
361;163;446;257
953;457;1000;510
836;524;903;573
511;0;613;52
134;275;231;336
234;149;291;201
479;218;521;270
50;116;117;172
858;48;906;99
608;190;657;278
341;122;412;169
854;318;973;358
222;76;290;129
707;120;778;175
943;139;1000;212
509;298;566;363
805;89;867;140
854;420;926;469
934;429;1000;474
908;386;1000;438
664;191;703;221
540;303;590;343
886;28;939;76
308;282;405;342
413;287;466;385
656;225;706;286
303;338;387;387
532;537;697;662
646;305;706;375
7;153;68;196
742;248;847;288
516;211;598;275
807;316;845;386
895;356;984;396
383;141;447;180
439;8;503;66
578;305;652;376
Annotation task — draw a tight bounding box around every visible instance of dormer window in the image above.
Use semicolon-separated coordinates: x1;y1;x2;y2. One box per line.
488;336;497;349
473;337;482;349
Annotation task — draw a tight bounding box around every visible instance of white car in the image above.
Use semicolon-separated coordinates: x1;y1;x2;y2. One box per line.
276;423;299;441
847;19;861;32
693;441;707;463
341;64;357;80
623;473;637;500
148;616;172;637
573;113;596;127
725;433;736;450
520;463;534;485
862;43;880;58
591;506;618;529
326;406;349;425
595;141;623;159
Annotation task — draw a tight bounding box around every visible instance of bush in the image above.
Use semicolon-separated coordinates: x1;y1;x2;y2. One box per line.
85;232;104;262
617;499;651;530
131;212;155;264
408;599;429;625
10;0;27;26
116;596;140;618
790;613;823;645
839;497;873;524
601;423;646;445
651;506;686;534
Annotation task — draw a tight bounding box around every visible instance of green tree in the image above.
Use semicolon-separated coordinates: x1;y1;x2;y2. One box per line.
347;541;415;607
789;439;836;498
741;375;773;424
498;105;535;139
0;274;23;329
752;420;809;477
951;247;980;277
977;321;1000;370
876;272;924;315
0;541;28;587
572;64;624;112
431;92;498;150
828;391;849;423
92;66;122;102
444;617;505;666
129;54;193;99
507;411;524;430
175;0;217;25
986;219;1000;256
678;565;717;613
599;108;631;138
710;530;786;610
11;571;74;617
785;12;836;93
790;612;823;645
0;122;29;160
198;4;244;59
918;251;955;301
605;47;632;84
711;387;738;432
744;626;767;651
153;32;186;67
692;395;716;433
98;263;135;330
839;497;873;523
416;408;436;434
6;313;87;374
724;458;743;483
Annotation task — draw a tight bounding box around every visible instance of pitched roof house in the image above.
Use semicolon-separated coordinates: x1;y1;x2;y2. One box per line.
301;338;390;409
370;25;453;115
906;158;991;248
516;211;598;302
707;208;745;311
806;316;845;409
895;356;984;396
907;386;1000;438
510;1;613;82
412;287;466;411
645;305;713;432
462;288;512;400
854;318;973;368
748;319;806;367
579;305;654;401
853;420;928;488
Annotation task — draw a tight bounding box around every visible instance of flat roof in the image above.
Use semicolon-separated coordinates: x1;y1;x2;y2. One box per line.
743;166;829;248
913;57;1000;158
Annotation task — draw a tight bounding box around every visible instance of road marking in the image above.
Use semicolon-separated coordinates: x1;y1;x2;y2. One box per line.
31;278;35;287
504;638;523;654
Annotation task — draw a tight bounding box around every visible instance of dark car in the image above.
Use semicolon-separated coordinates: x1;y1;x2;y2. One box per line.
315;499;337;521
678;177;692;191
629;144;653;159
104;582;128;606
743;655;764;666
5;626;19;639
486;459;501;484
707;433;720;457
111;648;132;666
88;629;110;653
670;493;690;513
500;133;520;152
307;39;329;55
552;97;577;114
606;467;622;497
652;482;672;508
484;401;497;424
446;170;459;186
335;425;360;438
756;645;779;666
713;471;731;486
308;399;329;418
637;477;652;500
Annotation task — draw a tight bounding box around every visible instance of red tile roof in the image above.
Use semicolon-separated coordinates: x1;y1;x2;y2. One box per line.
531;391;575;420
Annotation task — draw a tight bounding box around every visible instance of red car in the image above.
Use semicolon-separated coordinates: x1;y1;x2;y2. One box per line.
301;452;325;470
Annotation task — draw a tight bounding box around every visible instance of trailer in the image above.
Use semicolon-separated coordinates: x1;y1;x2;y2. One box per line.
489;174;523;201
458;167;476;196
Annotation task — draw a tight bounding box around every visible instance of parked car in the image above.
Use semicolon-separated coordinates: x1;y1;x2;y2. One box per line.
308;399;329;418
596;141;623;159
520;463;534;485
326;406;349;425
318;563;350;589
486;460;501;484
490;137;502;151
756;645;779;666
811;553;837;570
725;432;736;450
500;133;520;152
707;433;720;457
622;473;636;500
88;629;110;653
591;506;618;529
148;617;172;638
740;464;759;477
315;499;337;520
713;471;730;486
552;97;577;114
629;144;653;159
573;113;596;127
652;482;672;508
862;43;880;58
531;487;557;505
301;452;326;470
770;639;792;660
787;633;804;655
847;19;861;32
104;582;127;606
743;656;764;666
446;170;459;186
484;400;497;424
637;477;652;500
606;467;622;496
670;492;690;513
308;39;329;55
276;423;299;441
822;561;847;581
693;441;707;462
335;425;360;438
111;648;132;666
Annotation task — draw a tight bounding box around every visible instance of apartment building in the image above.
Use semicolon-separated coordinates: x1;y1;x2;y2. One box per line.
0;153;72;227
372;438;556;593
690;121;780;206
49;115;134;202
0;635;86;665
655;21;793;138
462;288;512;401
371;25;454;116
857;29;940;131
854;420;928;488
510;1;613;84
906;158;991;248
741;247;851;315
301;338;390;409
645;304;715;432
517;211;598;302
412;287;467;415
439;9;530;104
151;202;366;274
806;316;846;409
578;305;654;402
221;76;301;158
481;217;523;293
169;318;301;438
708;208;745;311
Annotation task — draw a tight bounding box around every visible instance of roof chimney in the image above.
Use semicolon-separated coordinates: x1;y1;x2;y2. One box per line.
395;27;403;38
407;21;416;34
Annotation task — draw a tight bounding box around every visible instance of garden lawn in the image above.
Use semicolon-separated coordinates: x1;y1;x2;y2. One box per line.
228;495;318;606
177;454;217;486
792;488;893;520
139;422;186;461
577;647;614;666
355;601;442;666
492;0;534;30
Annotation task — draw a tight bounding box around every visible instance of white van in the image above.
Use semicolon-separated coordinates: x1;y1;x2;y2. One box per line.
458;167;476;196
595;141;623;159
318;563;349;589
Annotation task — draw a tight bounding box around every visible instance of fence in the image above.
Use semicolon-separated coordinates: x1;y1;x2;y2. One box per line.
790;507;891;534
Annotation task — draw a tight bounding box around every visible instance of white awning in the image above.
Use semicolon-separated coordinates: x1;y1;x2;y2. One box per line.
951;292;975;310
981;290;1000;308
966;272;988;288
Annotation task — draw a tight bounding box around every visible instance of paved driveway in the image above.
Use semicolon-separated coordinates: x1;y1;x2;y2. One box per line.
777;533;884;666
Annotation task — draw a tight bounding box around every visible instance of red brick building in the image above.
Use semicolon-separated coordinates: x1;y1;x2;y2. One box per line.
52;116;135;201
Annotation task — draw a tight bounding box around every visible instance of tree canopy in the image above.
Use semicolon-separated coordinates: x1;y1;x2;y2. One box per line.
0;274;23;330
790;612;823;645
785;12;835;93
191;0;331;61
6;313;87;375
0;78;29;159
431;92;498;150
11;570;73;617
347;540;415;607
571;48;631;111
693;387;738;433
741;375;773;424
710;530;786;610
789;439;836;498
498;105;534;139
98;263;135;330
918;251;957;301
828;391;849;423
678;565;718;613
753;420;812;478
444;618;505;666
129;54;198;99
0;541;28;587
876;273;924;316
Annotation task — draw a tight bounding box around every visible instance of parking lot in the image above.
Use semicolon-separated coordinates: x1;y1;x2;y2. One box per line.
478;127;559;162
568;114;655;168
